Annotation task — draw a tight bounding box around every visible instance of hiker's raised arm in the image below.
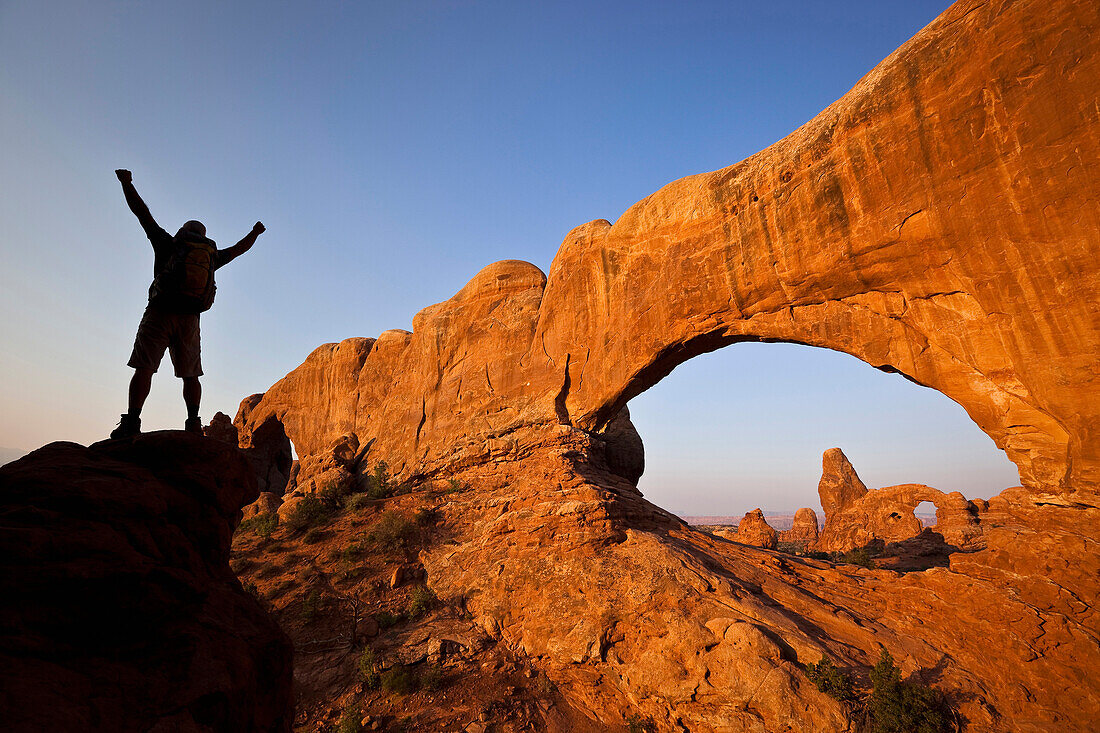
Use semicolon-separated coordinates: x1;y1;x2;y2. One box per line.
218;221;265;267
115;169;160;237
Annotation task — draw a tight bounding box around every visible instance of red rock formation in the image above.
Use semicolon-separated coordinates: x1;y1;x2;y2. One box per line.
779;507;820;546
0;433;293;732
231;1;1100;729
816;449;985;553
736;508;779;549
818;448;867;517
817;482;984;553
234;397;293;496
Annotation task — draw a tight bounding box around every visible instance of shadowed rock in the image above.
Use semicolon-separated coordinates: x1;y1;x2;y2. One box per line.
0;433;293;732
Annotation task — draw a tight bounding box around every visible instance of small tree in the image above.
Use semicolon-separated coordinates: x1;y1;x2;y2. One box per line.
367;511;418;552
407;585;437;618
357;647;380;689
366;461;394;499
806;656;854;701
866;649;950;733
238;512;279;538
336;703;362;733
284;494;327;532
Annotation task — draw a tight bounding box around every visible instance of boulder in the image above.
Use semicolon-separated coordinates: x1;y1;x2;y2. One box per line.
204;411;238;445
242;491;282;520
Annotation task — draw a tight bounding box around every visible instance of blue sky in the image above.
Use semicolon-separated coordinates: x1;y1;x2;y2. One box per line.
0;0;1020;514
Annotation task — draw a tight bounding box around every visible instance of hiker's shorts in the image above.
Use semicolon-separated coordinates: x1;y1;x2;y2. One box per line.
127;305;202;378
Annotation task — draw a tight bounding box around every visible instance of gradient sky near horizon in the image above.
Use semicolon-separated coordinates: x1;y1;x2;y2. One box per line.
0;0;1021;516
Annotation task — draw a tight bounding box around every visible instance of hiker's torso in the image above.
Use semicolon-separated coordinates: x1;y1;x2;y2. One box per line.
147;228;223;313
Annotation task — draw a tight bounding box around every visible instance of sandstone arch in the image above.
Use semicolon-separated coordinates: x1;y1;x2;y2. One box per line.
531;0;1100;492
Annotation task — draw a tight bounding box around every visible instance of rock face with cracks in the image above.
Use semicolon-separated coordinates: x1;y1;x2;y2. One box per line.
236;1;1100;730
0;433;293;732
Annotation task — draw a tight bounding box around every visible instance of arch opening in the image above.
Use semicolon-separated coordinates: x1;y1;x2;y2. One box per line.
915;500;936;528
624;341;1021;522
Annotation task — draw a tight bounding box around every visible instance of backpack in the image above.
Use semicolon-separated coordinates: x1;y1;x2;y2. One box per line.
150;233;218;313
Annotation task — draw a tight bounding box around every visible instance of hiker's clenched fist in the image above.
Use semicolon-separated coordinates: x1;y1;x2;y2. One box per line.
115;169;132;183
252;221;265;235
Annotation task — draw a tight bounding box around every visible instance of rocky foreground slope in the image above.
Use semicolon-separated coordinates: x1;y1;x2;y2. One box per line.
227;0;1100;730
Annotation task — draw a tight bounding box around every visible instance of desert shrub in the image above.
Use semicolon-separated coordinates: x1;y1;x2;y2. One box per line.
626;715;657;733
303;528;327;544
407;585;437;619
445;478;465;494
375;610;402;629
239;512;279;538
284;494;327;532
806;550;833;561
256;562;282;579
381;664;419;694
341;543;366;564
349;494;370;511
270;578;297;597
319;482;348;513
366;461;395;500
807;656;854;701
777;541;806;555
841;548;875;568
300;589;322;624
367;511;418;552
421;663;445;692
865;649;950;733
414;506;441;527
357;647;380;689
336;703;362;733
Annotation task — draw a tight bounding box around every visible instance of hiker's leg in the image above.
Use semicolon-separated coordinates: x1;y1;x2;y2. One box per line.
128;368;154;416
182;376;201;419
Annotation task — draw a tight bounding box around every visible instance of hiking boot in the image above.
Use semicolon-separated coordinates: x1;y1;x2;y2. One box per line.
110;414;141;439
184;416;204;436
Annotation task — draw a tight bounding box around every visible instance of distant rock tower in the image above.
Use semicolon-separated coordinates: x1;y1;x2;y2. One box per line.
737;508;778;550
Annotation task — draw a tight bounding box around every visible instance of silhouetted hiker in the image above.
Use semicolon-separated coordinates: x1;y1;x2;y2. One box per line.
110;169;264;439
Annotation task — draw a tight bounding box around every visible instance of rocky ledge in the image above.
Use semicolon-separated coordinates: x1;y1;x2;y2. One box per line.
0;432;293;732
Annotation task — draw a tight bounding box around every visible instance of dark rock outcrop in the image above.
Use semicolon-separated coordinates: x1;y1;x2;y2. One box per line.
0;433;293;732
